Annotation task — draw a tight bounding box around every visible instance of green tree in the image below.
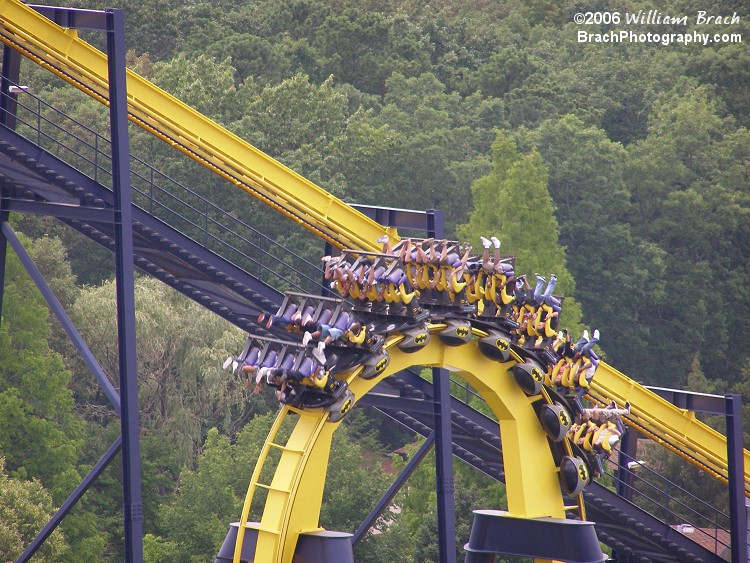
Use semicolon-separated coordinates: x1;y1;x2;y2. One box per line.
373;72;502;233
69;277;256;465
621;86;748;384
359;440;506;562
205;33;290;84
0;458;69;562
315;9;431;95
0;233;109;560
457;131;583;330
151;52;240;123
516;115;667;376
0;236;84;494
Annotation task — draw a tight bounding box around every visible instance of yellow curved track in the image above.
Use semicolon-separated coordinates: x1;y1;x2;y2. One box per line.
1;2;748;559
235;329;569;563
590;362;750;493
0;0;394;252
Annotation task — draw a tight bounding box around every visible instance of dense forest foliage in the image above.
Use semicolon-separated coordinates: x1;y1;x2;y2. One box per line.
1;0;748;560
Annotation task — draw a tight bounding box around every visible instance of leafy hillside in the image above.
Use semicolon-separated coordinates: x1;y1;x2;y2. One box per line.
2;0;748;560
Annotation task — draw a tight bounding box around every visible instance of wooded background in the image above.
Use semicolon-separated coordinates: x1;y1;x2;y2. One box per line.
1;0;747;560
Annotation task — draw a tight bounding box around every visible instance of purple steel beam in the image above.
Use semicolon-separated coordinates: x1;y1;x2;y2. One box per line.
1;221;121;410
105;8;143;562
433;368;457;562
0;212;6;324
29;5;108;30
0;44;21;129
16;437;122;562
726;394;747;563
352;433;435;545
0;43;21;323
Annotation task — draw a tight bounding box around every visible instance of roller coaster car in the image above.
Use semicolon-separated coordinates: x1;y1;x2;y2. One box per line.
279;377;355;423
568;441;604;480
469;319;515;362
509;348;549;395
359;349;390;380
559;453;594;496
510;360;545;395
322;331;386;377
545;385;586;419
538;402;574;442
397;324;431;353
437;317;473;346
354;304;430;330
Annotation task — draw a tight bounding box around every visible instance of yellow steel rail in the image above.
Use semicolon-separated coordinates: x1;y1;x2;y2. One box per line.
0;0;395;252
591;362;750;491
237;330;749;561
239;331;573;562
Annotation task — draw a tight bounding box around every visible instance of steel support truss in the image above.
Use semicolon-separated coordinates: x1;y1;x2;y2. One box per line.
0;6;143;561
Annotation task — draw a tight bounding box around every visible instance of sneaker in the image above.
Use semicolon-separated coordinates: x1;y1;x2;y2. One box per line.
593;329;600;340
480;236;491;248
550;274;557;282
490;236;500;248
291;311;302;323
582;329;589;341
377;235;390;244
257;312;266;323
231;360;238;373
223;356;234;370
536;273;546;283
265;316;274;329
303;314;313;326
313;346;326;365
302;332;312;346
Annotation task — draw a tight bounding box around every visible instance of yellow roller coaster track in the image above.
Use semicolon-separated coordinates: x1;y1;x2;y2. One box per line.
235;324;749;561
1;0;747;545
235;329;577;563
589;363;750;495
0;0;395;253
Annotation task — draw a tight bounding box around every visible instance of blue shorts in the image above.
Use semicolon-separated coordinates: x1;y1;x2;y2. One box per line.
321;325;344;341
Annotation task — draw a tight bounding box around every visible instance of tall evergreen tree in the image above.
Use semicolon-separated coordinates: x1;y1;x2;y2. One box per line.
457;131;583;330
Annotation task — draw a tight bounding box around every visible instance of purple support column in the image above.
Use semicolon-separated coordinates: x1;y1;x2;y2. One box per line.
105;9;143;562
725;394;747;563
433;368;457;563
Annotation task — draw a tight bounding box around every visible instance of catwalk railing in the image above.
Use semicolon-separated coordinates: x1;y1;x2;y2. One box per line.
1;82;323;295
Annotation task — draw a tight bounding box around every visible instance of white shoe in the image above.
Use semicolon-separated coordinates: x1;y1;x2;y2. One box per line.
582;330;589;342
593;329;600;340
223;356;233;370
231;361;238;373
302;332;312;346
480;236;491;248
490;236;500;248
313;346;326;365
